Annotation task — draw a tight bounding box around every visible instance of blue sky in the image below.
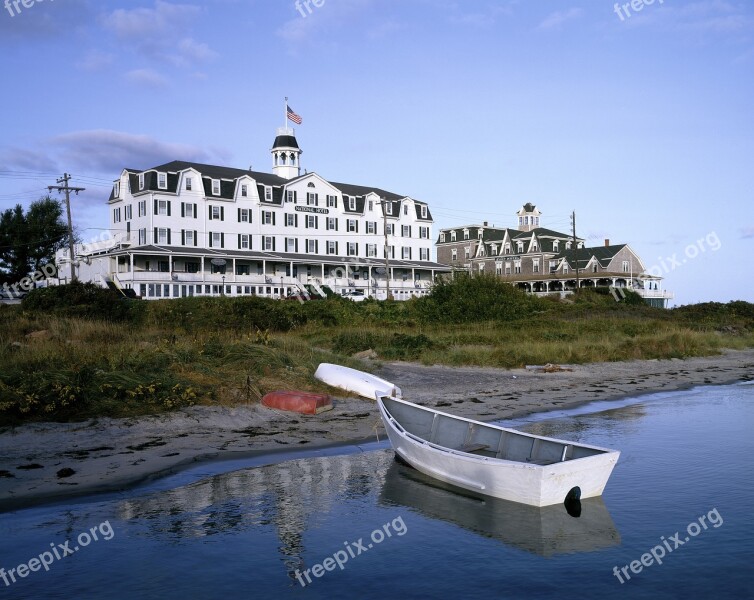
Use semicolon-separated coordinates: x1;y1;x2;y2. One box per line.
0;0;751;304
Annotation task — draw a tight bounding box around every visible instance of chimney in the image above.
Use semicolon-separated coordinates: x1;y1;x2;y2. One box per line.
605;239;610;247
483;221;488;227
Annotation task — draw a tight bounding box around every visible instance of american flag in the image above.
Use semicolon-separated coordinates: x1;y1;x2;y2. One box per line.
286;105;302;125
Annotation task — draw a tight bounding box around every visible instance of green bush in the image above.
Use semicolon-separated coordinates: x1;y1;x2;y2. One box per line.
22;281;144;322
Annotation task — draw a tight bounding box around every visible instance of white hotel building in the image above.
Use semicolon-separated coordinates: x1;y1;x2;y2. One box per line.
59;128;450;299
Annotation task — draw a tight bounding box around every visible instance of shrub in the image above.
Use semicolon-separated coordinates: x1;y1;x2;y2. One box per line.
22;281;144;322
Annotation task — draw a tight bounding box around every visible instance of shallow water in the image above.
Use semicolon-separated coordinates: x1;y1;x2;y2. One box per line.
1;383;752;599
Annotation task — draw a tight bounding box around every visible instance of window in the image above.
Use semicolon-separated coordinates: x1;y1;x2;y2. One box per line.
419;226;429;239
533;260;540;273
532;242;538;251
307;192;318;206
553;241;559;252
158;260;169;272
157;173;167;189
368;200;373;211
464;247;471;259
450;231;456;241
366;244;377;257
241;184;248;197
451;249;457;261
262;236;274;251
210;206;223;221
326;241;337;255
183;230;195;246
210;232;223;248
306;239;318;253
265;187;272;201
478;263;485;273
238;208;250;223
563;264;569;274
285;213;297;227
549;260;557;273
113;208;121;223
347;242;358;256
504;244;510;254
306;215;318;229
463;230;469;240
622;261;630;273
138;173;144;190
385;203;392;215
402;247;411;259
286;190;297;203
181;202;196;218
496;262;503;275
490;244;497;256
239;234;250;249
420;248;429;261
403;205;408;215
347;219;358;233
517;242;524;253
566;241;572;249
519;216;523;227
386;223;395;235
185;261;199;273
421;205;427;218
326;217;338;230
327;195;337;208
262;211;274;225
402;225;411;237
348;196;356;211
592;264;598;273
138;200;147;217
514;261;521;274
158;200;168;216
157;228;169;245
285;238;297;252
185;177;192;191
113;182;120;197
138;228;146;245
125;205;132;220
366;221;376;234
212;179;221;195
439;233;445;243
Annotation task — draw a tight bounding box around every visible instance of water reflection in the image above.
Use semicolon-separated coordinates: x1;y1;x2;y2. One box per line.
378;460;621;557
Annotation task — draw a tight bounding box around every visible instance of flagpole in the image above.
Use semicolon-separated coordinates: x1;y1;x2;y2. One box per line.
284;96;288;130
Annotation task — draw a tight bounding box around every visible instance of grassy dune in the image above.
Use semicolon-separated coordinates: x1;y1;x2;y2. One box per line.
1;277;752;425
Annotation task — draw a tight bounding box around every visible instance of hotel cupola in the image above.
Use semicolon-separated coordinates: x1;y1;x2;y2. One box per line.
271;127;302;180
517;203;541;232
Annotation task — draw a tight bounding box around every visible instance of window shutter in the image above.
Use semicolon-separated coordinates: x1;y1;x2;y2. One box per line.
153;227;157;244
315;240;319;254
181;230;185;245
272;212;276;226
167;229;171;245
181;203;185;218
209;206;213;220
209;233;213;248
335;241;338;255
305;217;309;229
154;199;158;215
167;201;171;217
193;204;197;218
293;191;297;203
295;239;299;252
295;214;298;227
238;208;241;222
221;233;225;248
356;243;359;255
315;216;318;229
221;207;225;221
355;221;358;233
272;238;276;251
194;230;198;247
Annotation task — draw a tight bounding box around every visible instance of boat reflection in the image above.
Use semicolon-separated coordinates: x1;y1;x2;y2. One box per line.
378;459;621;557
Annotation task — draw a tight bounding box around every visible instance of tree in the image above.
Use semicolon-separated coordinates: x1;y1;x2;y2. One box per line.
0;196;69;286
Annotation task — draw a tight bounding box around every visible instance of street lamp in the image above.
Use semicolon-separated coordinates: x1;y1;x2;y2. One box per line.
221;274;225;296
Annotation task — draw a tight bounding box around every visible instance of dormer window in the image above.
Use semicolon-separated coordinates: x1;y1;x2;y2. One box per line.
385;203;392;215
212;179;221;195
349;197;356;211
368;200;373;211
421;205;427;218
463;230;469;240
185;177;192;191
157;173;167;189
138;173;144;191
450;231;456;241
241;184;248;197
566;241;572;249
517;242;524;253
404;205;408;215
504;244;510;254
553;240;559;252
113;181;120;197
439;232;445;243
265;187;272;201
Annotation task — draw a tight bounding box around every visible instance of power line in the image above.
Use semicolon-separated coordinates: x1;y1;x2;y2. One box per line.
48;174;85;282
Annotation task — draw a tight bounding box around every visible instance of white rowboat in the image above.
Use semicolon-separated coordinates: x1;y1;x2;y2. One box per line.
377;396;619;507
314;363;402;400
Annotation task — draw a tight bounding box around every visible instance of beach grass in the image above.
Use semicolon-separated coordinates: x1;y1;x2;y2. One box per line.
1;278;752;425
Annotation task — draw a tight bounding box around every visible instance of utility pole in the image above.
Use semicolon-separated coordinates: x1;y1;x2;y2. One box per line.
381;197;391;300
48;173;85;282
571;210;579;291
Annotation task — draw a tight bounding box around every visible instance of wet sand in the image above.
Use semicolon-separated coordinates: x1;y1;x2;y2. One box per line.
1;349;752;511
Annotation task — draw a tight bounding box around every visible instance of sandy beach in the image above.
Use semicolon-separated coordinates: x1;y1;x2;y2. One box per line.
1;348;752;512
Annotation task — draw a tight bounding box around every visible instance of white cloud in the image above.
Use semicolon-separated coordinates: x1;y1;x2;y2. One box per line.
537;7;583;31
101;1;200;39
740;226;754;239
76;50;114;72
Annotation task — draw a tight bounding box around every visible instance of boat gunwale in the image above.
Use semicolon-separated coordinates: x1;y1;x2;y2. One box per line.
377;395;620;466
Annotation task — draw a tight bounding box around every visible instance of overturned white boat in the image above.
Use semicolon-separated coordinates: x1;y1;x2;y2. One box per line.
314;363;402;400
377;396;619;507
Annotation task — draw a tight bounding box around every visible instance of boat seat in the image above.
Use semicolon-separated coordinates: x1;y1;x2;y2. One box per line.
458;443;490;454
526;458;555;465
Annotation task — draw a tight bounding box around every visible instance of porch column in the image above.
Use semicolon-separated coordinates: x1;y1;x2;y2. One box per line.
232;258;236;282
201;256;205;284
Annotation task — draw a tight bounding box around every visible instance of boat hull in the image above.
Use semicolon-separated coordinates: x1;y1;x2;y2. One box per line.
314;363;402;400
262;390;332;415
377;396;619;507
